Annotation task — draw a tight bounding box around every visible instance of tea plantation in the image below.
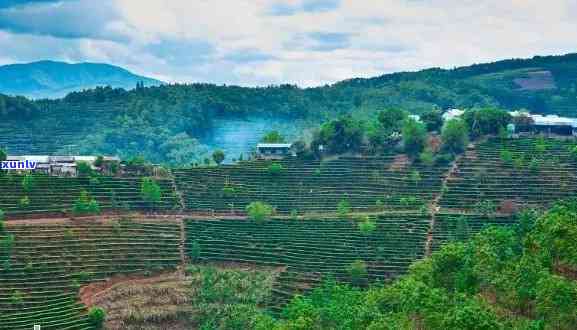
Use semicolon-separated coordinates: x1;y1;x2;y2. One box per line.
0;136;575;329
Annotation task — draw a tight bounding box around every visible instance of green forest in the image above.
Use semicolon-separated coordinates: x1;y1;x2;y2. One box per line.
2;53;577;165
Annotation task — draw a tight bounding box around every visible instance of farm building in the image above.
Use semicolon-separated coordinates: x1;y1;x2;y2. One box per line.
256;143;294;159
4;155;120;176
509;111;577;136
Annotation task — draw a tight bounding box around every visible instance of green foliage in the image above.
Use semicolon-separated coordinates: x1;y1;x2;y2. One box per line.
246;201;274;224
421;109;444;132
536;274;577;328
140;177;162;206
21;174;34;193
18;196;30;208
441;119;469;154
377;108;408;132
222;186;235;198
347;260;368;285
463;107;512;137
72;190;100;216
212;149;225;165
311;115;364;155
87;307;106;329
261;130;285;143
76;161;93;177
267;163;284;176
402;118;427;158
358;217;377;235
409;170;421;186
337;198;351;218
500;150;514;166
0;209;4;233
419;150;434;166
474;200;497;217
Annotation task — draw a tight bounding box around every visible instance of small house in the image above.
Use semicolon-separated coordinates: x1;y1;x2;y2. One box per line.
256;143;294;159
509;111;577;136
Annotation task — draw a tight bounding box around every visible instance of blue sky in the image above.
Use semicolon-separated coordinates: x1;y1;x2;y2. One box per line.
0;0;575;86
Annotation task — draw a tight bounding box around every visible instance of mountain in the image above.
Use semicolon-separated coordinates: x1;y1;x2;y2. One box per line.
0;60;163;99
1;53;577;164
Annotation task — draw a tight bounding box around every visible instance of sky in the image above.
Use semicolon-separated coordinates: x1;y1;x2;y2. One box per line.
0;0;575;87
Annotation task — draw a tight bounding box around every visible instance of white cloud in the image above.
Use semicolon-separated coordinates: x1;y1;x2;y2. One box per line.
0;0;575;87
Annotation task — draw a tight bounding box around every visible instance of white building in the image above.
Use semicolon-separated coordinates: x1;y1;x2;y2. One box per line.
442;109;465;121
256;143;294;159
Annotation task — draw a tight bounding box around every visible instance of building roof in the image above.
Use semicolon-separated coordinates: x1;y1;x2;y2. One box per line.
442;108;464;121
509;111;577;128
256;143;293;149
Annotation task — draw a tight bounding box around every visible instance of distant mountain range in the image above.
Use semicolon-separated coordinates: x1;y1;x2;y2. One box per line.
0;60;162;99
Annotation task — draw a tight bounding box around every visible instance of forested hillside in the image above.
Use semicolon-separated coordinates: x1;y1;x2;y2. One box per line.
2;53;577;164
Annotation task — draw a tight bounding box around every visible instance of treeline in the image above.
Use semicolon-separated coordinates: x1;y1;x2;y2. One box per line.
255;201;577;329
1;53;577;165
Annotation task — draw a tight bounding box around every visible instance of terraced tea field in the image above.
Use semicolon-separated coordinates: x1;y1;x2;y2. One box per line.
0;219;180;330
440;138;577;212
174;156;449;214
1;136;576;328
0;175;178;216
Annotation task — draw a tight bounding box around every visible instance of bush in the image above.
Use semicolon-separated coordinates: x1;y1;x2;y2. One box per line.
19;196;30;208
21;174;34;192
88;307;106;329
358;218;377;235
222;186;235;198
140;177;162;207
246;201;274;224
268;163;284;176
347;260;368;285
72;191;100;216
261;130;285;143
419;150;435;166
337;198;351;218
500;150;514;166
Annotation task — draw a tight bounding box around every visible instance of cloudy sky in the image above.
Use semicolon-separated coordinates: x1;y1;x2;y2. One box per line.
0;0;575;86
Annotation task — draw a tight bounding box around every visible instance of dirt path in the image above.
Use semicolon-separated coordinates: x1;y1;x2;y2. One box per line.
424;152;465;256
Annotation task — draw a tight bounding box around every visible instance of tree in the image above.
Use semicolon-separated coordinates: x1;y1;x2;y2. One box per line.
536;274;577;328
402;118;427;158
246;201;274;224
463;108;512;137
421;109;444;132
311;116;364;155
76;161;93;177
261;131;285;143
441;119;469;154
88;307;106;329
140;177;162;208
212;149;225;165
378;108;408;132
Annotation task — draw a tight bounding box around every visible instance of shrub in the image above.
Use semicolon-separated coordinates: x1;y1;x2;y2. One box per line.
246;201;274;224
337;198;351;218
21;174;34;192
409;170;421;186
475;200;497;217
72;190;100;216
500;150;514;166
10;290;23;305
140;177;162;207
358;218;377;235
222;186;235;198
88;307;106;329
268;163;284;176
419;150;434;166
347;260;368;285
190;240;201;262
529;158;540;173
19;196;30;208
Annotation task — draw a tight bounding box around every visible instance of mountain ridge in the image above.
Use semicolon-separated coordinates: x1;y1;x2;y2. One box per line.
0;60;163;99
